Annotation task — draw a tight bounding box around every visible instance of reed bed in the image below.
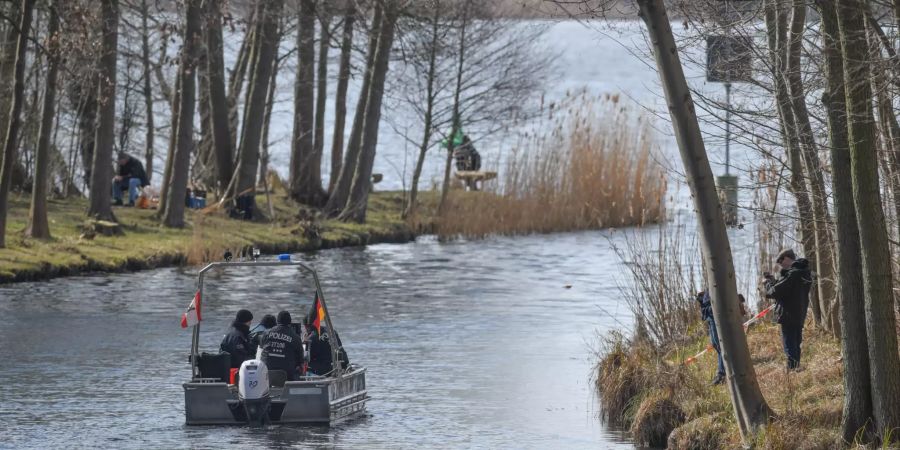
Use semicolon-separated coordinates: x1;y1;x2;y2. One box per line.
437;92;666;238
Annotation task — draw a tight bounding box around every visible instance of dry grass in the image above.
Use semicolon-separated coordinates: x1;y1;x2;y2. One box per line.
594;320;850;449
630;391;686;447
437;92;666;238
615;225;704;351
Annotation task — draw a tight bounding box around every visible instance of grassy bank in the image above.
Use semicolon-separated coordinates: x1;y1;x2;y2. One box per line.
596;321;847;449
0;190;432;284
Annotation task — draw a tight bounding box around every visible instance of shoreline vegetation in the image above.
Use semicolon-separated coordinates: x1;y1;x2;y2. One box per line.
1;92;665;285
597;229;851;449
0;190;429;284
597;321;844;449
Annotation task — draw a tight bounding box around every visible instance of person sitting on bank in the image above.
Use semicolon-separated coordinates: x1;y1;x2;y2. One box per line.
220;309;254;369
764;249;812;371
248;314;277;358
260;311;305;381
453;135;481;172
304;312;350;377
113;152;149;206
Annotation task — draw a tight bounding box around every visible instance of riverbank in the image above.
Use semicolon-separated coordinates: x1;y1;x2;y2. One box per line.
597;321;844;449
0;191;433;284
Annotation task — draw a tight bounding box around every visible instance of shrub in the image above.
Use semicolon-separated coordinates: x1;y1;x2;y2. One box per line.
630;391;686;447
437;91;666;238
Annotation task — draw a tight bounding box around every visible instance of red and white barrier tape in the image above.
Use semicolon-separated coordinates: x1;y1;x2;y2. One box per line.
681;305;774;366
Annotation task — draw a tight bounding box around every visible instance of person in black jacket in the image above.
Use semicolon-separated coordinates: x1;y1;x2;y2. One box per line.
304;311;350;376
113;152;149;206
696;290;747;385
220;309;254;369
248;314;277;358
764;249;813;370
260;311;305;380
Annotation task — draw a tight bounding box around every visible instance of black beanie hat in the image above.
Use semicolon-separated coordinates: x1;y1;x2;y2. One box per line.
236;309;253;323
277;310;292;325
260;314;277;329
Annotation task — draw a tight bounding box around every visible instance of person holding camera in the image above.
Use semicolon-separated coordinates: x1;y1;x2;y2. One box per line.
763;249;813;371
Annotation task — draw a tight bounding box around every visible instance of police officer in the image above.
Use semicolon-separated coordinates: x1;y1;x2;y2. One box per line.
249;314;277;358
220;309;253;369
260;311;305;380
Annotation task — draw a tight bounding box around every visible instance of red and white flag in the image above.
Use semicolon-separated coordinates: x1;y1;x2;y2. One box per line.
181;291;202;328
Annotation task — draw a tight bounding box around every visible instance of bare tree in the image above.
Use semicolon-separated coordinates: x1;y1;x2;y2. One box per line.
86;0;119;222
329;5;354;194
289;0;325;205
161;0;202;228
636;0;772;442
324;5;383;216
815;0;874;441
0;0;36;247
26;0;61;240
338;1;400;222
233;0;284;214
205;0;235;192
836;0;900;440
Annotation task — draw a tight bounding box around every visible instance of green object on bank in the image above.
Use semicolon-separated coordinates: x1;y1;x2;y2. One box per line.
441;128;465;148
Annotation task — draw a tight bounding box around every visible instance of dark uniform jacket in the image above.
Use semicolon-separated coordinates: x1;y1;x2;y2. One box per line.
765;259;813;326
260;324;305;380
220;322;251;369
307;328;349;376
118;157;149;187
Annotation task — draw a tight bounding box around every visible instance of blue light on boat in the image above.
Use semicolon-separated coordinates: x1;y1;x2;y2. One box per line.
278;254;291;261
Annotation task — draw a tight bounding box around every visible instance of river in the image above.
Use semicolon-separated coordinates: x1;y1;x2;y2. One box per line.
0;232;645;449
1;18;764;449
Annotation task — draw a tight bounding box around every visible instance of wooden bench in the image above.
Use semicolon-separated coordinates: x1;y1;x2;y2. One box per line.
454;171;497;191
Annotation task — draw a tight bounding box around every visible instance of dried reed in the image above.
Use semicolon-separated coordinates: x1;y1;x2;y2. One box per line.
437;92;666;238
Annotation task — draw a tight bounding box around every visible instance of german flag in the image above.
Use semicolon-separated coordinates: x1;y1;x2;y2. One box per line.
310;295;326;333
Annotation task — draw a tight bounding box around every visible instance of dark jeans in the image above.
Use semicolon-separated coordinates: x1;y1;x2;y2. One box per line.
707;318;725;377
780;322;803;369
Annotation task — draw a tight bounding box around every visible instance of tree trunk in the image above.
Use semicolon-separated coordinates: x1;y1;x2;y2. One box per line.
637;0;772;442
329;7;354;194
205;0;235;194
786;0;838;336
162;0;201;228
234;0;283;211
196;38;213;186
323;5;382;216
313;12;330;184
259;53;280;184
87;0;119;221
228;22;254;154
764;0;822;327
438;1;470;215
836;0;900;440
0;0;36;247
26;1;59;240
405;5;442;220
338;3;398;223
139;0;155;183
289;0;325;205
817;0;874;441
157;73;182;215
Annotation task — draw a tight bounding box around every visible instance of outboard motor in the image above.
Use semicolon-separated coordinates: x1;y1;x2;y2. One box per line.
238;359;270;426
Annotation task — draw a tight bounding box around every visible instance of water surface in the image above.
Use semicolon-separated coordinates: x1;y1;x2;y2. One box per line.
0;232;639;449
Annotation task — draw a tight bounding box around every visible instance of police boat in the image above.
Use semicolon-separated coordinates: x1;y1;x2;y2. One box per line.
182;254;368;426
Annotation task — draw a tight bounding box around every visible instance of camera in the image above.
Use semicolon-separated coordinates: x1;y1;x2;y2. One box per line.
763;271;774;279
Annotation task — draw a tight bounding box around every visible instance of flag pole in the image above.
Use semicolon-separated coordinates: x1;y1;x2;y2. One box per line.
310;270;343;377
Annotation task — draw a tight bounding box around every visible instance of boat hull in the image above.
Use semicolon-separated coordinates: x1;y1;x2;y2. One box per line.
184;367;367;425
